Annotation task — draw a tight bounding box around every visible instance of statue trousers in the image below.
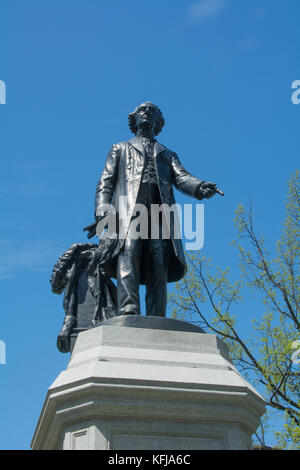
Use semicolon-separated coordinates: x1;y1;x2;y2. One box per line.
117;181;171;316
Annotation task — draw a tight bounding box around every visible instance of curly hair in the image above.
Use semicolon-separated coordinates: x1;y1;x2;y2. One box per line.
50;243;97;294
128;102;165;136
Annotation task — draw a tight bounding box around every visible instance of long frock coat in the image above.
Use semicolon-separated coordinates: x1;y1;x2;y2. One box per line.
94;137;204;284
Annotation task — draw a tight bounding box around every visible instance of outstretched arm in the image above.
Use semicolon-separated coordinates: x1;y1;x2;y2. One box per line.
171;152;224;200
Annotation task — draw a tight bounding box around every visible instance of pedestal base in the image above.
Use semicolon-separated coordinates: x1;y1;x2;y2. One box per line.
31;317;265;450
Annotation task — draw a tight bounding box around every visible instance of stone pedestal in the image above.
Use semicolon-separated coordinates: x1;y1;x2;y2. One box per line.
31;317;265;450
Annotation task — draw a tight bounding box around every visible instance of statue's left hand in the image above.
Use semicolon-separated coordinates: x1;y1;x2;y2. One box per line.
198;181;224;199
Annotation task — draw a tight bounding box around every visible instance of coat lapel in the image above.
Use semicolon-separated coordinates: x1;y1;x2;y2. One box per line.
129;137;144;155
153;140;165;158
129;137;165;157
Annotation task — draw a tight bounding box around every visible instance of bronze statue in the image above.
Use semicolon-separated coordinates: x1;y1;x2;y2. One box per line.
84;102;223;318
51;243;117;352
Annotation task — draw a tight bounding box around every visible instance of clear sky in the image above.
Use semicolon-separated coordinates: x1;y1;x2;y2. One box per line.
0;0;299;450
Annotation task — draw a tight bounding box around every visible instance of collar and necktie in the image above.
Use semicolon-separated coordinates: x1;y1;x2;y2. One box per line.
138;138;157;184
140;137;154;152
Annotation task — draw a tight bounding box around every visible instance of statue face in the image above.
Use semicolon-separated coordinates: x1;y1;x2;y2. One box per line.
135;102;159;132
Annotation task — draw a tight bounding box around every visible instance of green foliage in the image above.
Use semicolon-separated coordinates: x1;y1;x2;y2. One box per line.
169;171;300;449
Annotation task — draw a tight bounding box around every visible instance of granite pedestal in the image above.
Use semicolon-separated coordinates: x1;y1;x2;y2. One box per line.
31;316;265;450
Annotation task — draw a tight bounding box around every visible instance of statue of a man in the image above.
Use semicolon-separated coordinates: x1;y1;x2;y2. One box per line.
85;102;223;317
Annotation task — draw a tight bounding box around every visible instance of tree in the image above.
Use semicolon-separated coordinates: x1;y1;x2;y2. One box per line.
169;171;300;449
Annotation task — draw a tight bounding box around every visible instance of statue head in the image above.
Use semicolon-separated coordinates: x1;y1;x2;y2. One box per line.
128;102;165;136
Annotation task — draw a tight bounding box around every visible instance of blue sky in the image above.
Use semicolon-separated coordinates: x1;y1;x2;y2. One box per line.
0;0;299;450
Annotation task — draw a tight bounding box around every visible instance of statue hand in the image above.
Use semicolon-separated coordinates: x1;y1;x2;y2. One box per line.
57;333;70;353
83;222;97;239
57;315;76;353
83;211;109;239
198;181;224;199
